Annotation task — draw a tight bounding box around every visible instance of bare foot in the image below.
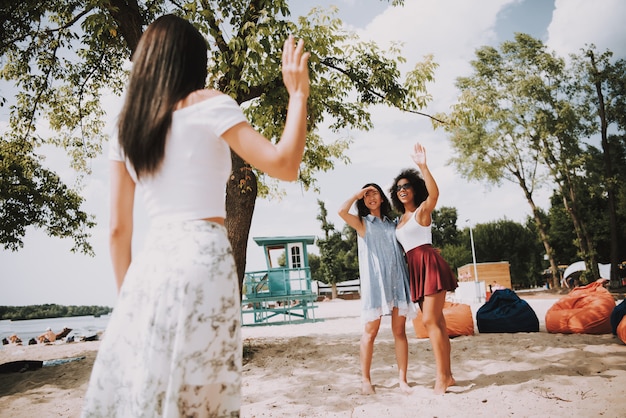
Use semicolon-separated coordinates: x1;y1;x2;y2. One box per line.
399;381;413;394
361;381;376;395
433;376;456;395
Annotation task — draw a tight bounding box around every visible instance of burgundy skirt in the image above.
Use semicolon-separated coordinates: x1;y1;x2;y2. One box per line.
405;244;458;303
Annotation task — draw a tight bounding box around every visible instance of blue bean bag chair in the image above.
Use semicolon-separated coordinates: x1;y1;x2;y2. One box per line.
611;299;626;335
477;288;539;333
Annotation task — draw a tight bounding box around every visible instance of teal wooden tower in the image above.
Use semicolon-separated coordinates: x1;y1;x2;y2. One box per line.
241;235;318;326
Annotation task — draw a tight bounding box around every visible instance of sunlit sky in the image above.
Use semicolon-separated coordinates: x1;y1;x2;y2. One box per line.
2;0;625;307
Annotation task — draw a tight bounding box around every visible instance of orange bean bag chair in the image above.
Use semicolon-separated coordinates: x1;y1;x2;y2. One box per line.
617;317;626;344
545;279;615;334
413;301;474;338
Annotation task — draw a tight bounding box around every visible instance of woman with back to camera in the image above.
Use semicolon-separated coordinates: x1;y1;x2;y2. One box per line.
81;14;310;417
391;142;458;395
338;183;416;395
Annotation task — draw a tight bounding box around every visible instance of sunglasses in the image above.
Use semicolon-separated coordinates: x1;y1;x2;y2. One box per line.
396;183;411;191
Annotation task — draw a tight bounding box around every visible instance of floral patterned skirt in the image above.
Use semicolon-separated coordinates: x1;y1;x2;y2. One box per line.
81;220;241;417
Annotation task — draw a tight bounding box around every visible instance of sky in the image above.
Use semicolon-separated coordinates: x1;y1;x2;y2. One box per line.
2;0;626;307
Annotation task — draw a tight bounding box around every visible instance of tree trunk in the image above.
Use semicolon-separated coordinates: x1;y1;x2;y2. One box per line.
514;170;561;288
561;183;599;283
540;135;599;283
225;152;257;296
331;282;338;300
108;0;144;54
533;211;560;289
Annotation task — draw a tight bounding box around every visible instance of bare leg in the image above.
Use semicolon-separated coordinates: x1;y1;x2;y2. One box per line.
360;318;381;394
391;308;412;394
420;291;455;394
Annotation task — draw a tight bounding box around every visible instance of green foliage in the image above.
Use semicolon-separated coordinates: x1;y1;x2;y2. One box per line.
0;1;436;258
0;303;112;320
438;242;471;275
0;137;95;254
432;206;461;247
315;200;358;285
308;252;322;282
436;33;626;285
434;214;544;289
470;219;544;288
546;143;626;266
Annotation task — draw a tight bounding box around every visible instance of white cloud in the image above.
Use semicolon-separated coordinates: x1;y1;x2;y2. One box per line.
547;0;626;58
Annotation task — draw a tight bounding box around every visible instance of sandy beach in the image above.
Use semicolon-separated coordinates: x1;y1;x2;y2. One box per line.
1;293;626;417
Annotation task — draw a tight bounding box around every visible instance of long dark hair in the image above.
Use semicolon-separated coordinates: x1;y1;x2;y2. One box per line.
389;169;428;213
356;183;392;219
117;14;208;178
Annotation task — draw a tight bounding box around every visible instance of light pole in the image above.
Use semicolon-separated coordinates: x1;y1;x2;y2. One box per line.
466;219;483;302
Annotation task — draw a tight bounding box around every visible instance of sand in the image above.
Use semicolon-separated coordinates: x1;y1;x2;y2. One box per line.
1;294;626;418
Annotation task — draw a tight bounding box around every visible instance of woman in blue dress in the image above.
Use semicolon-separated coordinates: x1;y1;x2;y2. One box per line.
338;183;416;395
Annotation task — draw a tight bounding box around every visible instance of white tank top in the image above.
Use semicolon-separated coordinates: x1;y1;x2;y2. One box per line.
395;211;432;252
109;94;247;221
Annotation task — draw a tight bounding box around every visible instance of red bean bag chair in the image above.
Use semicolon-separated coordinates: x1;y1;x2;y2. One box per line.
545;279;615;334
413;301;474;338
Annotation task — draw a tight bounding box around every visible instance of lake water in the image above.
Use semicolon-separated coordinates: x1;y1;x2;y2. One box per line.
0;315;111;344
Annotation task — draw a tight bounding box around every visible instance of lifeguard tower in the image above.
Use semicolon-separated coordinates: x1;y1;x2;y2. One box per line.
241;235;319;326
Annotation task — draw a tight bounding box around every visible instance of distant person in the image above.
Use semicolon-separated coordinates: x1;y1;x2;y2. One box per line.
338;183;416;395
391;142;458;395
491;281;505;291
37;327;57;344
81;14;309;417
8;334;22;345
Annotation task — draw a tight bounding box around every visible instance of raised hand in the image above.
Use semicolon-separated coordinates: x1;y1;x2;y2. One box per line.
411;142;427;167
357;185;377;200
282;35;311;98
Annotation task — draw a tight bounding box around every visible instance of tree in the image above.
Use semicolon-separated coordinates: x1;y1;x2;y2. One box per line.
470;219;544;288
431;206;470;273
569;47;626;287
315;200;358;298
546;144;626;275
431;206;461;247
0;1;436;291
432;212;544;289
435;33;610;288
0;137;95;253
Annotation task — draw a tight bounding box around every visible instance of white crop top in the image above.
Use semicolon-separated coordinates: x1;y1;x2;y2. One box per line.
109;94;247;221
395;211;432;252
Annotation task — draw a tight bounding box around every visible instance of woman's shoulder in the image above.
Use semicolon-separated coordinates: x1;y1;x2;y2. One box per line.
175;89;229;111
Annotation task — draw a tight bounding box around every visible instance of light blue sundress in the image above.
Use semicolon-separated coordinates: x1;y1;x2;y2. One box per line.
357;215;417;323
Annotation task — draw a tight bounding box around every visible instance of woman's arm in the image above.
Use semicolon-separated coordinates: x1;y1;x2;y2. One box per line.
338;187;370;237
109;161;135;292
412;142;439;225
222;35;310;181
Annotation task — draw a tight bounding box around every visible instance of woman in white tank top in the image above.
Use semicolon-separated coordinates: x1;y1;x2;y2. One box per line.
391;142;458;395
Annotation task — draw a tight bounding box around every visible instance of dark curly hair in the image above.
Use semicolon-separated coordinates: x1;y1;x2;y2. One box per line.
389;169;428;213
356;183;392;219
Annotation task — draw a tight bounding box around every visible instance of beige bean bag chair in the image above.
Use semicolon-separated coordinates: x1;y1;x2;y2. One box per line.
413;301;474;339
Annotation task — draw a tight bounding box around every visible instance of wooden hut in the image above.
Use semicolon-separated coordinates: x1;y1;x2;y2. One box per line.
457;261;512;289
